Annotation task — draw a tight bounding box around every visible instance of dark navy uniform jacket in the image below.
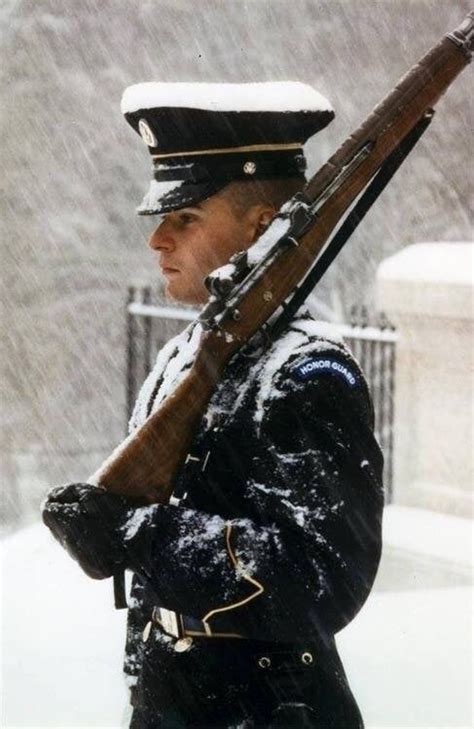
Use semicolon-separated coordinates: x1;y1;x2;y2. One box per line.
121;311;384;708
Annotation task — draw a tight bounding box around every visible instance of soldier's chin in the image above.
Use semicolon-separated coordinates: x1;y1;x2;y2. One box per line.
165;281;206;307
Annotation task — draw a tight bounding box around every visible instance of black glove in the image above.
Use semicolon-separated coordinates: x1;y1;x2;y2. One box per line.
42;483;131;580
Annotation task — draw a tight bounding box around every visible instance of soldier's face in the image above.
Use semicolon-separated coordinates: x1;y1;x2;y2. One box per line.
148;192;270;305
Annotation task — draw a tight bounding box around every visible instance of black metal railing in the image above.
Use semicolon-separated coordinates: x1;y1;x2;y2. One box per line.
125;288;397;500
345;305;397;499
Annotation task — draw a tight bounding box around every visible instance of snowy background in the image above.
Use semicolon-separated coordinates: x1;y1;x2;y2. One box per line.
1;515;472;728
1;1;472;727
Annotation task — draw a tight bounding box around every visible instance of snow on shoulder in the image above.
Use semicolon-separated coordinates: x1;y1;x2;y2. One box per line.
121;81;333;115
252;314;344;424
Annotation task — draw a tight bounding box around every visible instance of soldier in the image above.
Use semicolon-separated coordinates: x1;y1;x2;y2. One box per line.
42;82;384;728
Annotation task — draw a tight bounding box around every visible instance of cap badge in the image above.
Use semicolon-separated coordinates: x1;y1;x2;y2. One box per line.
243;161;256;175
138;119;158;147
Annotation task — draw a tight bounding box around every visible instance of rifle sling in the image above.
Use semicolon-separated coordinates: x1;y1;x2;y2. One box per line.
114;570;128;610
269;110;435;341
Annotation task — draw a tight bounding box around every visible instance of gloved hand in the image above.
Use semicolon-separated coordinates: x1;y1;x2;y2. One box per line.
42;483;131;579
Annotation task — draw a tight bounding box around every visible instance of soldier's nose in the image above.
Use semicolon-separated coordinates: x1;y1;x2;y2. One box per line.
148;222;174;251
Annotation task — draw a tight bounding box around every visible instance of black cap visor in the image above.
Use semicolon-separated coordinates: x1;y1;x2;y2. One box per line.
136;178;229;215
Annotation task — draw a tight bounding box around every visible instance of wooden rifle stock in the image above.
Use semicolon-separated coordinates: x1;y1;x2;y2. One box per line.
94;14;473;505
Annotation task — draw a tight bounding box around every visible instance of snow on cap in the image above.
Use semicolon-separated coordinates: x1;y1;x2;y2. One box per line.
121;81;333;115
121;81;334;215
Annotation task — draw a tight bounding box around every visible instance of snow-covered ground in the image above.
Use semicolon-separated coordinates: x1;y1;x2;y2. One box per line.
1;521;472;728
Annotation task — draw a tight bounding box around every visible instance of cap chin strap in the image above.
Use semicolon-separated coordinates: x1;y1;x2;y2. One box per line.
152;142;302;159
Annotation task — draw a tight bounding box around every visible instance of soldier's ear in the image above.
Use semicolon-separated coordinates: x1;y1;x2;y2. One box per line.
250;206;275;241
258;211;273;231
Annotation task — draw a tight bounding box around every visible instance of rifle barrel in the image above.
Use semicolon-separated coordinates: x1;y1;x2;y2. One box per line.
305;12;473;206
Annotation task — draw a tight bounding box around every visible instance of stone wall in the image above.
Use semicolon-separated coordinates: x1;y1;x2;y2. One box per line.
376;242;473;517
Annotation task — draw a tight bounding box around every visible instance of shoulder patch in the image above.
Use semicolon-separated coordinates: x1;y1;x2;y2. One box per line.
292;356;358;387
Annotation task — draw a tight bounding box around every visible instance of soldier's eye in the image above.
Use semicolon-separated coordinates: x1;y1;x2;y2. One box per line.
178;213;197;225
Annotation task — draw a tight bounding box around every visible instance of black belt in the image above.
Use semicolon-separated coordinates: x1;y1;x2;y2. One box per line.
143;607;318;667
143;606;244;646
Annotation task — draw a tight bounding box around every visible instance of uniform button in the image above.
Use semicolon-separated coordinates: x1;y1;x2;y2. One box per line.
243;161;256;175
174;637;194;653
301;651;314;665
258;656;271;669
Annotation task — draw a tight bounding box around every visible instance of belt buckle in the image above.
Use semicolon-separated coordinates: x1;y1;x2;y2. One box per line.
152;608;193;653
154;607;182;639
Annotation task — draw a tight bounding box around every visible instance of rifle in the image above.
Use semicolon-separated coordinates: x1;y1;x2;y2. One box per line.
92;12;474;506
